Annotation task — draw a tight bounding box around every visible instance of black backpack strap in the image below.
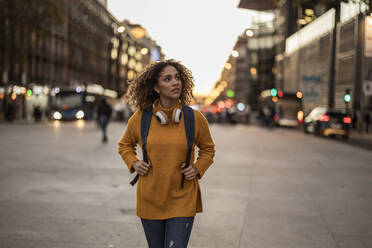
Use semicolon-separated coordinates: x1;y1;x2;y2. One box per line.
181;106;195;188
130;107;153;186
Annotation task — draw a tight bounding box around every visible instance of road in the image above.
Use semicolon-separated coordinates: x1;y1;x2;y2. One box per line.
0;121;371;248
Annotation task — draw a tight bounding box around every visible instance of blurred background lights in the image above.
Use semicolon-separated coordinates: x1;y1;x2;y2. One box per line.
227;90;235;98
305;9;314;16
278;90;284;98
246;29;254;37
225;100;232;109
53;111;62;120
140;47;148;55
33;86;43;95
237;102;245;111
297;110;304;122
344;94;351;103
296;91;303;99
53;120;61;128
111;49;118;59
231;50;239;57
270;88;278;97
76;120;85;129
130;26;146;39
121;53;128;65
75;110;84;119
117;26;125;33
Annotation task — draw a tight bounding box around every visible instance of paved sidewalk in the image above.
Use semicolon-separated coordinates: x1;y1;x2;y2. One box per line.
348;131;372;151
0;121;371;247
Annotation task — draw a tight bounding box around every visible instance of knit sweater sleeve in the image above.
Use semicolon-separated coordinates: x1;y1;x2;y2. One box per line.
118;111;141;173
193;110;215;179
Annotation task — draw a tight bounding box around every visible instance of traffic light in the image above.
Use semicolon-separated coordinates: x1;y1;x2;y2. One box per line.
278;90;284;98
344;89;351;103
270;88;277;97
226;90;235;98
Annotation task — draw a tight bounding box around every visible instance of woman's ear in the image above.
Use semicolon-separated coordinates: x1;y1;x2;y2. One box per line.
154;85;159;94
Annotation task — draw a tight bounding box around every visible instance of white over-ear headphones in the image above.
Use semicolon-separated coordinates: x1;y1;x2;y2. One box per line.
153;101;182;125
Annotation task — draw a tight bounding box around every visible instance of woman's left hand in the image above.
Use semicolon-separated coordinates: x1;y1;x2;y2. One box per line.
181;163;199;180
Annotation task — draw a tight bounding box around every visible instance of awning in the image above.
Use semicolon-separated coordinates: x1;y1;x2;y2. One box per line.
237;0;277;11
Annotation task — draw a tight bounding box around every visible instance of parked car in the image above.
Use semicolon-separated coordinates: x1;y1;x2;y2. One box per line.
304;107;351;139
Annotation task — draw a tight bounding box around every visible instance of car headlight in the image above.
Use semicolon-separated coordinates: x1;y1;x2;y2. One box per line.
76;110;84;119
53;111;62;120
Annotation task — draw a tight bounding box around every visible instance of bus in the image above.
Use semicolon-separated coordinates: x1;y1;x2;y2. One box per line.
259;89;303;127
50;84;117;121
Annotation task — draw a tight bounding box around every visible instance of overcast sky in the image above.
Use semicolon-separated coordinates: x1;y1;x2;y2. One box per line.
107;0;273;95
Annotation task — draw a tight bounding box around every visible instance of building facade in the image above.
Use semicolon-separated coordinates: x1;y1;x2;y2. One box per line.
235;0;372;131
0;0;162;121
209;21;276;113
284;2;372;121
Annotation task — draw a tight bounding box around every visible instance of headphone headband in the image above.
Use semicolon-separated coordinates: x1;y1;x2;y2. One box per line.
152;99;182;125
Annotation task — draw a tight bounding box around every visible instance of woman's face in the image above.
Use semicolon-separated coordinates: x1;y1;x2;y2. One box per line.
154;65;182;102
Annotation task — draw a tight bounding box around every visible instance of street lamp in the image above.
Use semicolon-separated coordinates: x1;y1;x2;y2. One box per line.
141;48;148;55
224;63;232;70
231;50;239;58
344;89;351;114
118;26;125;33
246;29;254;37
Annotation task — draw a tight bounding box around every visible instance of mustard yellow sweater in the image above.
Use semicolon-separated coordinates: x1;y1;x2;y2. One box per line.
118;102;215;220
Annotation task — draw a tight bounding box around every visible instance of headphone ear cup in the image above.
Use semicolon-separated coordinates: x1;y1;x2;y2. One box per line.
172;108;182;123
155;111;168;125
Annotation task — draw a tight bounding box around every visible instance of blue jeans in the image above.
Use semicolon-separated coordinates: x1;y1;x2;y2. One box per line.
140;217;194;248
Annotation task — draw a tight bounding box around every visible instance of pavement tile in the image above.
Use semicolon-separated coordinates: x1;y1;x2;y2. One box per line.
0;215;141;247
240;214;337;248
1;122;372;248
334;235;372;248
189;211;246;247
0;237;104;248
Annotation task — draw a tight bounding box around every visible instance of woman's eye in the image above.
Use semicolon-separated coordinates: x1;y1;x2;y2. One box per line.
164;77;170;81
176;76;181;81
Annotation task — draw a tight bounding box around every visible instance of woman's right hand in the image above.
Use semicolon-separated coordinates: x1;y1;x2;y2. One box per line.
132;160;152;176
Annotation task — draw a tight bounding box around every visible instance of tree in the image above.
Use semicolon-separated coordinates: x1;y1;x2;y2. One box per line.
0;0;64;82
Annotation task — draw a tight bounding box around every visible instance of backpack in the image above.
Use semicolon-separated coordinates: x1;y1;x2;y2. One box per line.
130;105;195;189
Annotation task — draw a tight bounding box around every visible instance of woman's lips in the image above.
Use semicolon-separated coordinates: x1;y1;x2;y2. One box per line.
171;88;180;93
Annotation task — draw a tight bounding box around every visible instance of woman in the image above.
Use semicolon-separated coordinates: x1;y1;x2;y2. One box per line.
118;59;215;248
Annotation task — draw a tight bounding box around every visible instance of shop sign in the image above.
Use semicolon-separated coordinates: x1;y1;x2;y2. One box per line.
301;76;321;102
363;80;372;95
365;16;372;57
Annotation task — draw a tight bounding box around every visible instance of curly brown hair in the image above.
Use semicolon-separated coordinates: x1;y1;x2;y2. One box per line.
126;59;195;110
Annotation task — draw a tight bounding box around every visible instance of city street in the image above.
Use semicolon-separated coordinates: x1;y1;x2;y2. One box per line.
0;120;372;248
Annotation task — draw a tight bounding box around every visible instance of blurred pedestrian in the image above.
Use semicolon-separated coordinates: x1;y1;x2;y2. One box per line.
352;111;358;129
118;59;215;248
6;96;15;122
33;105;42;122
97;99;112;143
364;111;371;133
